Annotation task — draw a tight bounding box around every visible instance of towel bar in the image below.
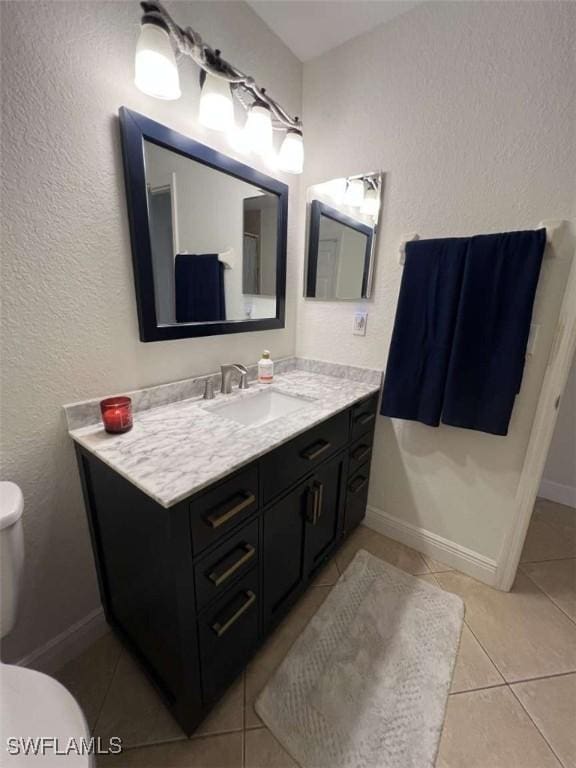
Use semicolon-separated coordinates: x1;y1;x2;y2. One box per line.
397;220;566;265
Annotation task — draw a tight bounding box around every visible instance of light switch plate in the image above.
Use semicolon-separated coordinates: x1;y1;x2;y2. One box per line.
353;312;368;336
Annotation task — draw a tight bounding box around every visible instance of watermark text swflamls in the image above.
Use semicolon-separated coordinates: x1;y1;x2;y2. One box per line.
6;736;122;757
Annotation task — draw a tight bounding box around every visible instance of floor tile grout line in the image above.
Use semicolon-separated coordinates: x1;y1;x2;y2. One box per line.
508;684;567;768
520;555;576;566
90;644;123;738
507;669;576;686
457;618;507;685
518;568;576;628
449;682;508;696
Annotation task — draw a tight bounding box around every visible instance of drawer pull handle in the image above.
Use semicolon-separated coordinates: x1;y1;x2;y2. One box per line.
205;492;256;529
349;475;368;494
208;544;256;587
301;439;331;461
352;445;370;463
211;590;256;637
355;412;375;426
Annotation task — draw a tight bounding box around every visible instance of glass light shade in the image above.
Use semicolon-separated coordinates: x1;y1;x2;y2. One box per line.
278;130;304;174
344;179;365;207
244;104;273;155
361;187;380;216
134;23;181;100
227;123;250;154
325;178;347;204
199;73;234;132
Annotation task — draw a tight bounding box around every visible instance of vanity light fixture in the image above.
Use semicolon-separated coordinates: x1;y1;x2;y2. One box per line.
133;0;304;173
278;124;304;174
344;178;365;208
244;97;274;155
361;186;380;217
134;18;181;100
198;70;234;132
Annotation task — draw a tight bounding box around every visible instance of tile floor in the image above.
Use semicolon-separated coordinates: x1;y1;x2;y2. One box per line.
55;498;576;767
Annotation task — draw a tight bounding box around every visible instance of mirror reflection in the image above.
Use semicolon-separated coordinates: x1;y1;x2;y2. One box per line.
144;140;279;324
305;172;382;300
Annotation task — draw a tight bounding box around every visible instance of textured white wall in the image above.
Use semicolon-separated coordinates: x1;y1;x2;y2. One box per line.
1;1;302;662
298;1;576;560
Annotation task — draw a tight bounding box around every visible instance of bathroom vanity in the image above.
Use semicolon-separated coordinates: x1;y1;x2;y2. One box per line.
67;361;380;735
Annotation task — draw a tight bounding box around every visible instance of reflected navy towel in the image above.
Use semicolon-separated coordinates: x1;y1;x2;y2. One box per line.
380;229;546;435
441;229;546;435
380;237;468;426
175;254;226;323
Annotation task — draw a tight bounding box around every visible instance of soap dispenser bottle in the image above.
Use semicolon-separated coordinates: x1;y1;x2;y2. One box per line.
258;350;274;383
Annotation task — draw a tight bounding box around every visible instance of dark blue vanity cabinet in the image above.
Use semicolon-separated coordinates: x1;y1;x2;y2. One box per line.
75;393;378;735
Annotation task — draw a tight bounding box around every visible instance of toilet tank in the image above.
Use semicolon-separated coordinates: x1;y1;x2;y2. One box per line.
0;482;25;639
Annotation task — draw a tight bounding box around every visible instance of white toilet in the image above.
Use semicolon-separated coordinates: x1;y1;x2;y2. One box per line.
0;482;94;766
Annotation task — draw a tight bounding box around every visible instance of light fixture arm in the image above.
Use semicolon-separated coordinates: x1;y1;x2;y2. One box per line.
140;1;302;131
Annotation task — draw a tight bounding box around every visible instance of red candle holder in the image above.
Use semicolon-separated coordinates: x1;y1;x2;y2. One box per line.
100;396;133;434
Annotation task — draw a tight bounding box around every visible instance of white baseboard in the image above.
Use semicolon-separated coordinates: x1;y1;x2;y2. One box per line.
15;607;108;675
365;506;499;587
538;479;576;508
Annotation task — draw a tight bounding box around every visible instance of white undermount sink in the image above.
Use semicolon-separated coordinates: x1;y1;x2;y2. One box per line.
208;389;313;427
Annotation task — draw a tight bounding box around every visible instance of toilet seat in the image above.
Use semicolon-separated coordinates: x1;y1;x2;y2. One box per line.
0;663;93;766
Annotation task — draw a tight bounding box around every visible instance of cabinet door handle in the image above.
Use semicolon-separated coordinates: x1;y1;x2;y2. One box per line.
349;475;368;494
205;492;256;529
355;412;375;426
207;544;256;587
301;439;331;461
306;481;324;525
211;590;256;637
315;481;324;522
306;484;318;524
351;444;371;462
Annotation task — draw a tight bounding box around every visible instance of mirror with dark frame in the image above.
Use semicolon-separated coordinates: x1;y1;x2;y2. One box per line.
119;108;288;341
305;173;382;300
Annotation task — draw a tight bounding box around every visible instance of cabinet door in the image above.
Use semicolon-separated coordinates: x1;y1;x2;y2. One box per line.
304;451;347;578
262;481;309;630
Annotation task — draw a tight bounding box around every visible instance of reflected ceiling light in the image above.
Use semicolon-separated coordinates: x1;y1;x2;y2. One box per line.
132;2;303;173
278;125;304;174
344;179;365;207
324;178;347;204
198;72;234;132
361;187;380;216
244;98;273;155
134;20;181;100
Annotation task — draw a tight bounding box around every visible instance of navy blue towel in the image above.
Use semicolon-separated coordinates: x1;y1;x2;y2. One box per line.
441;229;546;435
380;229;546;435
380;237;468;426
175;254;226;323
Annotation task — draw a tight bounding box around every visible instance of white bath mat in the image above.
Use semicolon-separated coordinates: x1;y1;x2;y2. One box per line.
255;549;464;768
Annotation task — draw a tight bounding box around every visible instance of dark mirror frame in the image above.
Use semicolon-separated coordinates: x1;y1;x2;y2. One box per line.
305;199;374;299
119;107;288;342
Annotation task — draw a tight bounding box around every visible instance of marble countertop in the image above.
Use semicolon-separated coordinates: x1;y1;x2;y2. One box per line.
67;362;381;509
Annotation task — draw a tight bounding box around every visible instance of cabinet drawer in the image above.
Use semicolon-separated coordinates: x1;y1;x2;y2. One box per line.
349;433;374;475
189;465;259;555
344;461;371;534
199;568;259;704
350;393;378;440
194;519;259;611
261;411;349;504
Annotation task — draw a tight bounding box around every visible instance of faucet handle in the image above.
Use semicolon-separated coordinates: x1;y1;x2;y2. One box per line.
239;371;249;390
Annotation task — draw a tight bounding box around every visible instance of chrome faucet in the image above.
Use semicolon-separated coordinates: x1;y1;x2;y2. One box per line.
220;363;249;394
